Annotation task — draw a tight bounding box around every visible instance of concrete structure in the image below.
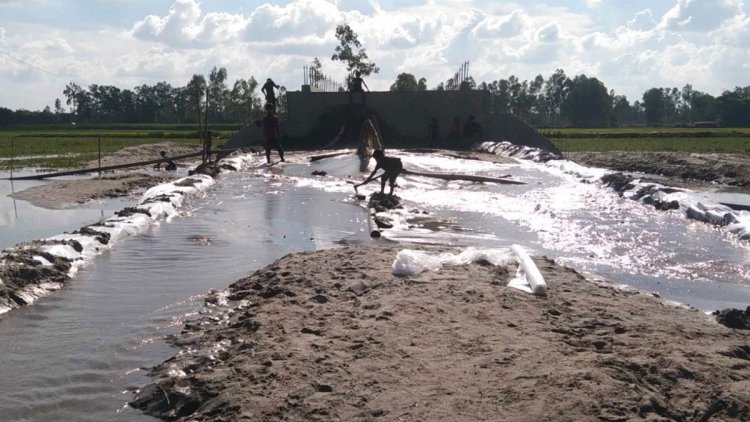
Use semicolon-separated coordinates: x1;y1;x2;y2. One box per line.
223;87;559;154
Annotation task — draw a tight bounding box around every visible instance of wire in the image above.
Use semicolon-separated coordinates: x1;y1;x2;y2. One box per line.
0;48;70;80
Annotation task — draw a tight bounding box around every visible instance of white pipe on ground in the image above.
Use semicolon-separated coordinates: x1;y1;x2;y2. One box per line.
511;244;547;296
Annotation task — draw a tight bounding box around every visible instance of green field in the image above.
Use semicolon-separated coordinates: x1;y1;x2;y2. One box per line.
0;125;236;170
542;128;750;154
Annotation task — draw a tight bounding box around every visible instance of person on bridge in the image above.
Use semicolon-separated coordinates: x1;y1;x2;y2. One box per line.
354;149;403;196
154;151;177;171
348;70;369;104
202;130;214;163
261;78;280;108
256;103;285;164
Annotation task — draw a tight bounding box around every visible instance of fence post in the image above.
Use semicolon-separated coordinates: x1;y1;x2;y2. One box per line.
98;136;102;178
10;136;14;180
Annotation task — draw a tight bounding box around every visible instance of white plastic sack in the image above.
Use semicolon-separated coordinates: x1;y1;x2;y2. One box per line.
392;250;444;276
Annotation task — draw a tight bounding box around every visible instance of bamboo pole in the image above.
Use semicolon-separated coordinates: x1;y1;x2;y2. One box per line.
10;136;15;180
97;136;102;178
402;169;525;185
4;150;231;181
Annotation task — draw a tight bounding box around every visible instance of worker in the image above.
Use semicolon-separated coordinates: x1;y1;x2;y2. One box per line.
348;70;369;104
154;151;177;171
355;149;403;196
256;102;285;164
261;78;280;109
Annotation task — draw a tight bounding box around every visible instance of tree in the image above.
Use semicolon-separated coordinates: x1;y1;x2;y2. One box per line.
227;77;261;124
331;24;379;82
417;78;427;91
717;86;750;127
543;69;569;125
390;73;419;91
54;98;64;114
63;82;83;115
186;74;207;132
642;88;666;125
208;67;228;123
690;91;717;123
562;75;611;127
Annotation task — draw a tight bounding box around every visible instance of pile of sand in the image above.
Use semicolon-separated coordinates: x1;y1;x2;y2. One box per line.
131;245;750;421
567;151;750;188
10;172;171;209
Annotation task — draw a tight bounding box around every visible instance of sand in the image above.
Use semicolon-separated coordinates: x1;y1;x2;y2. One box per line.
10;172;172;209
131;245;750;421
10;142;202;209
566;152;750;188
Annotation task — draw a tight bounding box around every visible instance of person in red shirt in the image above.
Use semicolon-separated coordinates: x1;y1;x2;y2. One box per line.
256;103;285;164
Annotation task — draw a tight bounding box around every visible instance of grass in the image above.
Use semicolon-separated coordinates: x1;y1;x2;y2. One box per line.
542;127;750;154
0;125;235;170
551;137;750;154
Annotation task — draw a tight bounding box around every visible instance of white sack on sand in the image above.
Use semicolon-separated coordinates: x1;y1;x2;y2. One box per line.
392;247;513;276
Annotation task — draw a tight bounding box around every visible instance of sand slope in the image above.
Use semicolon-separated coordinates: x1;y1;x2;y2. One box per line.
132;245;750;421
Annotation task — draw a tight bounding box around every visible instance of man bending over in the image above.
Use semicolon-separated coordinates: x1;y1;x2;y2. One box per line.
355;149;403;195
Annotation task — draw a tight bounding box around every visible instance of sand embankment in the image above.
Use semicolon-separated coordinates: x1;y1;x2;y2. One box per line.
131;245;750;421
567;152;750;188
10;142;202;209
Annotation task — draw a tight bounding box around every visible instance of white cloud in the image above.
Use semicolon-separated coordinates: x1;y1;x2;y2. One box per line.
132;0;246;48
2;0;750;110
627;9;656;31
659;0;741;32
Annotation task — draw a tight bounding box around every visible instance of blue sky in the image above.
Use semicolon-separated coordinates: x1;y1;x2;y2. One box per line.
1;0;749;110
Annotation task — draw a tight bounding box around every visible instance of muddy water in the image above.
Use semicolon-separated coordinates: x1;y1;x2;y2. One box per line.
0;153;749;421
0;161;371;421
0;170;131;248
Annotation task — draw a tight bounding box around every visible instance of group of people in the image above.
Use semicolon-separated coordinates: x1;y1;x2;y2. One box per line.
427;115;483;146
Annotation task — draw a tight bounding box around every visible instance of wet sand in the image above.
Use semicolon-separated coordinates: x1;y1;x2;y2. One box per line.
131;245;750;421
566;151;750;188
10;172;171;209
10;142;201;209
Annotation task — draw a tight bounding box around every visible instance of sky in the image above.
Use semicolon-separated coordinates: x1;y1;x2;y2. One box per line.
1;0;749;110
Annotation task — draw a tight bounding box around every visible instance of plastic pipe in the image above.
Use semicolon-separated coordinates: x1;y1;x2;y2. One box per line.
511;244;547;295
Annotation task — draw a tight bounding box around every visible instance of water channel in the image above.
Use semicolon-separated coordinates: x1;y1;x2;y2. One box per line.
0;152;748;421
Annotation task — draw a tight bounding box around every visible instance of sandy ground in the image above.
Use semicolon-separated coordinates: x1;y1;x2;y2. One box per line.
9;172;172;209
86;141;202;168
9;142;201;209
131;245;750;422
566;152;750;188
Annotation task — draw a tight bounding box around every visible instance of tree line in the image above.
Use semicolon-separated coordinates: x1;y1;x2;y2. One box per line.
2;66;749;128
0;66;272;129
388;69;750;128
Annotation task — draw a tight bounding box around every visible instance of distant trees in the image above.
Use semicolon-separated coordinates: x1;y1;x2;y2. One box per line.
561;75;610;127
390;73;426;92
4;59;750;128
716;87;750;127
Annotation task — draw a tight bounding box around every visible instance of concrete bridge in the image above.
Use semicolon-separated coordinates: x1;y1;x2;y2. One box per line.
222;87;559;154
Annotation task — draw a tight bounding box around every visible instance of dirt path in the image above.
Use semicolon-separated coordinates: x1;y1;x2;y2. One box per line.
9;172;172;209
131;245;750;421
10;142;202;209
566;151;750;188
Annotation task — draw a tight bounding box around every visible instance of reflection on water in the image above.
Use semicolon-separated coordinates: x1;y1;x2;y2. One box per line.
0;160;371;421
0;153;749;421
0;169;133;248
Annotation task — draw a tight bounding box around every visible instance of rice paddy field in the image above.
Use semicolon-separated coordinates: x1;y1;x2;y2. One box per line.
0;124;240;170
2;125;750;170
543;127;750;154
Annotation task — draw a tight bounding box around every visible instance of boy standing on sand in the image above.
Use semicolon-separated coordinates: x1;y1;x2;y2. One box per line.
256;103;285;164
354;149;403;196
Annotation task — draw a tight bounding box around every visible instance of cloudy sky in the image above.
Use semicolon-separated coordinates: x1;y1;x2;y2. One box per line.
1;0;749;110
